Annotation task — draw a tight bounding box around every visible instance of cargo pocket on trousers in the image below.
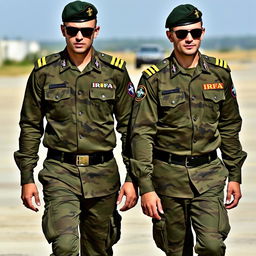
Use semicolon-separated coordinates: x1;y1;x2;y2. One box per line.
42;202;58;243
218;198;231;240
152;216;168;253
106;211;122;249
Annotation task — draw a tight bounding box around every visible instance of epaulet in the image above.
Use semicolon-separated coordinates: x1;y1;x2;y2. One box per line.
98;52;126;70
34;53;60;70
203;55;230;72
142;59;169;79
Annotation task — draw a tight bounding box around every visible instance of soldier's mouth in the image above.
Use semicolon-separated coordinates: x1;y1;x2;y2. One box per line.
184;44;196;49
74;43;85;47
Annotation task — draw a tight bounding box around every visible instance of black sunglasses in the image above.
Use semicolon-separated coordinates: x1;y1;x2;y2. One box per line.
65;26;95;37
172;28;203;40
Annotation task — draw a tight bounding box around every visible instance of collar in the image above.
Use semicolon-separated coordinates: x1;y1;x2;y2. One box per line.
169;53;181;78
169;51;211;78
91;49;102;73
199;53;211;74
59;47;102;74
59;48;71;73
192;53;211;78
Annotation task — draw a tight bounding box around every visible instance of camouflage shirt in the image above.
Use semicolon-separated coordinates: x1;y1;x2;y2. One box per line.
130;52;247;195
14;48;135;185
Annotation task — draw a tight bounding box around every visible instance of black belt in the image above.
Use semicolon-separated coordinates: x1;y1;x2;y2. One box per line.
47;149;114;167
154;149;217;167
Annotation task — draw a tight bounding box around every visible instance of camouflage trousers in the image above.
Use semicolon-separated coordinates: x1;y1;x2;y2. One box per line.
39;159;121;256
152;185;230;256
42;188;121;256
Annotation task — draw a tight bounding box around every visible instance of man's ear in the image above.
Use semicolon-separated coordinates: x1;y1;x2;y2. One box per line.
200;28;206;40
166;30;174;42
93;26;100;39
61;25;66;37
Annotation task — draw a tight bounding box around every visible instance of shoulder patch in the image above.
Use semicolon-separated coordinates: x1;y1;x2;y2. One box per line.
98;52;126;70
143;59;169;79
204;55;230;72
135;85;147;102
34;54;60;70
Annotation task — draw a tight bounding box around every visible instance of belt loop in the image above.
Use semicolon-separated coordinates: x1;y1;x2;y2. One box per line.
168;153;172;164
61;152;65;163
185;156;189;168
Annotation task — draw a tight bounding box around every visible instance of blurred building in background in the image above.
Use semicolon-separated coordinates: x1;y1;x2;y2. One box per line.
0;39;40;65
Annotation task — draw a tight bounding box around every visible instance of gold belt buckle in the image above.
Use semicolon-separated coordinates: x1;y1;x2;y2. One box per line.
76;155;89;166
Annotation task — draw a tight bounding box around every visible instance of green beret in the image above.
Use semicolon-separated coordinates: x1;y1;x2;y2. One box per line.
165;4;202;29
62;1;98;22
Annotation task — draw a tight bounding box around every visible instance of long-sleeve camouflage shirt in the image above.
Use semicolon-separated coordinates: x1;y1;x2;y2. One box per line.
130;52;247;196
14;48;135;186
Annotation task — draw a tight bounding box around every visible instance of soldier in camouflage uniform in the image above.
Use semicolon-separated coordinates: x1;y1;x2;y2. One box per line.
14;1;137;255
130;4;247;256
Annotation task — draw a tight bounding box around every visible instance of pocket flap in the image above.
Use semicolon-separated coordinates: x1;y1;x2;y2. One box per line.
90;88;115;101
203;90;225;103
44;88;71;102
159;92;185;107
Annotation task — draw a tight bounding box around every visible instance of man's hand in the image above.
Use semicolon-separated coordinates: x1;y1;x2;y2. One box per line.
141;191;163;220
117;182;138;211
225;181;242;209
21;183;41;212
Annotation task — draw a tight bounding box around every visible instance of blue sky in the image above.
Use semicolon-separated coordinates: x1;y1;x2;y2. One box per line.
1;0;255;41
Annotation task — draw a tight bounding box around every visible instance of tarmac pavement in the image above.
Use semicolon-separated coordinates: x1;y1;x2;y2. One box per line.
0;61;255;255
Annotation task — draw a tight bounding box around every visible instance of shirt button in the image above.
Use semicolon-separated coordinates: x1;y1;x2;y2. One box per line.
78;111;83;116
78;90;83;95
79;134;84;139
193;115;198;121
214;96;217;100
55;95;60;100
102;94;106;99
191;96;196;101
193;138;197;143
171;100;176;104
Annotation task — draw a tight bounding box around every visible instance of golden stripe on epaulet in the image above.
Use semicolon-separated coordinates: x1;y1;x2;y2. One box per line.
144;65;160;77
37;56;47;68
111;56;124;69
215;58;228;68
110;56;116;65
118;59;124;69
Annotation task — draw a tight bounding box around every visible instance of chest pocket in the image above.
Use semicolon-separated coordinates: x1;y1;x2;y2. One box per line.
90;88;115;101
44;87;71;121
89;88;116;121
202;90;225;123
158;90;187;125
45;87;71;102
159;91;185;107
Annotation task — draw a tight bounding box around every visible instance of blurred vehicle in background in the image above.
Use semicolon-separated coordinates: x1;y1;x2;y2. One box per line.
135;44;165;68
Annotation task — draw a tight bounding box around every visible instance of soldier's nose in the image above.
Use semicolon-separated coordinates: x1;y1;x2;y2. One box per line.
76;31;84;40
